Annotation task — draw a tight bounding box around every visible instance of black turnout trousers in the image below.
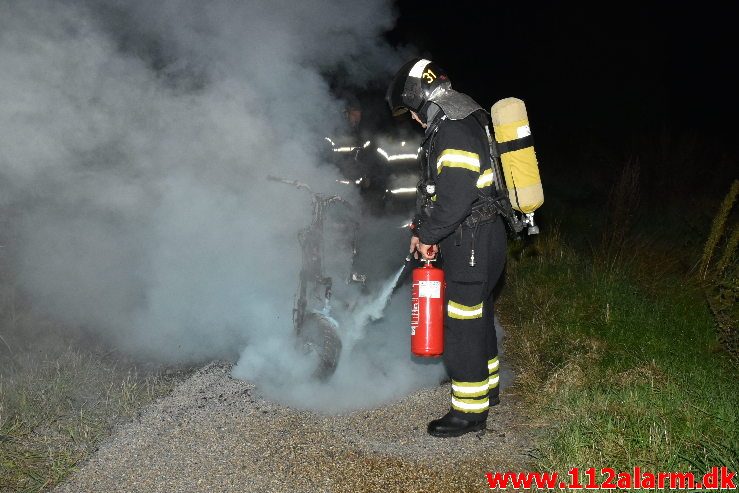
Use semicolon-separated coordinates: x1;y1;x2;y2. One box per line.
440;218;506;421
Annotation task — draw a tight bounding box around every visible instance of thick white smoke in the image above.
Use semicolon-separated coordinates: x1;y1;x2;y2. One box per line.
0;0;445;410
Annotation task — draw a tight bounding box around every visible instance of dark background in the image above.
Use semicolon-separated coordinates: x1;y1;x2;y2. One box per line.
383;1;736;211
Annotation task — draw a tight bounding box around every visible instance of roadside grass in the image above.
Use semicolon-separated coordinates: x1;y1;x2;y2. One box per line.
0;320;179;492
0;219;182;492
501;226;738;477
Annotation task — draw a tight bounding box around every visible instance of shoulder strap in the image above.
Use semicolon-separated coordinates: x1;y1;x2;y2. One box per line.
421;115;446;185
469;110;508;199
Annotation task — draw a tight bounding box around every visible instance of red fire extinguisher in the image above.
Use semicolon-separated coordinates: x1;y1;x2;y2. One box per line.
411;259;445;357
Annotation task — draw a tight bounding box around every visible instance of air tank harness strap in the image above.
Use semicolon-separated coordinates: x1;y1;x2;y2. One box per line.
492;134;534;157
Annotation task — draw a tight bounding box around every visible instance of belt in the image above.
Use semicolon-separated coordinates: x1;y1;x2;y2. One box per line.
462;199;501;229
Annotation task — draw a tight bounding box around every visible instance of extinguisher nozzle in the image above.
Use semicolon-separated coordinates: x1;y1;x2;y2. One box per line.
392;254;415;295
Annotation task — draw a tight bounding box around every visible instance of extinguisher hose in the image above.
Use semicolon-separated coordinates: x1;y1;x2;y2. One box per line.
469;210;482;267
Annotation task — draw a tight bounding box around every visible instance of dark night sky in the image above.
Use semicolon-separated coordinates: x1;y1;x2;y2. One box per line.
384;1;736;200
387;1;735;140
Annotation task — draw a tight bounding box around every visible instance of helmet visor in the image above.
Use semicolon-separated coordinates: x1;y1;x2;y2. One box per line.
386;64;410;116
386;58;431;116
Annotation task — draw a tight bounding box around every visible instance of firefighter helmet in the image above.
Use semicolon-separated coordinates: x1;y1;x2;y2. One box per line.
386;58;450;117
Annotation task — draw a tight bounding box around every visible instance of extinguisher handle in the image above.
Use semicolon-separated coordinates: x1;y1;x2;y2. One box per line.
425;244;437;261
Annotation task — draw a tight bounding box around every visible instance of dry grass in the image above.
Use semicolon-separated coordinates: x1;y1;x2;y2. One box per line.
698;180;738;363
717;223;739;275
0;344;179;492
700;180;738;279
600;158;641;273
0;274;181;492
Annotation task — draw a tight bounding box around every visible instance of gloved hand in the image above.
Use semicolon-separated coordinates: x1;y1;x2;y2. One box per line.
410;236;437;260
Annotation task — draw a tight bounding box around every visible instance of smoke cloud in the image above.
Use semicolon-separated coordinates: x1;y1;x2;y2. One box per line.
1;0;449;410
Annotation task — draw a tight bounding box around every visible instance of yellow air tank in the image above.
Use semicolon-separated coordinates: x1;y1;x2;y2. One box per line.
490;98;543;215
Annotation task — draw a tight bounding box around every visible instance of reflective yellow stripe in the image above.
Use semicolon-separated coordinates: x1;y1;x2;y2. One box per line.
452;378;489;397
448;300;483;320
454;388;488;398
477;169;494;188
487;357;499;372
488;374;500;389
452;378;489;388
451;396;489;413
437;149;480;174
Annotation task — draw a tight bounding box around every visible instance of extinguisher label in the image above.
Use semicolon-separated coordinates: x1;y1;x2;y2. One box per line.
411;299;419;335
418;280;442;299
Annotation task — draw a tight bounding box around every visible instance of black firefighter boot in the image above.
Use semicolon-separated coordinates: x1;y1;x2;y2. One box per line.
427;411;486;438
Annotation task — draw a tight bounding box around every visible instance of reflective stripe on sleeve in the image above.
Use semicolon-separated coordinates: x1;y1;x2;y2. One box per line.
448;300;483;320
488;357;499;372
476;169;493;188
437;149;480;174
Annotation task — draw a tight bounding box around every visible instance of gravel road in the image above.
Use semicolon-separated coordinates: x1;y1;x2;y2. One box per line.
56;362;535;493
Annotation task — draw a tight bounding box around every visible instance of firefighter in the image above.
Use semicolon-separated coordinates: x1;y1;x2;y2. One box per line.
324;96;388;215
387;59;507;437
